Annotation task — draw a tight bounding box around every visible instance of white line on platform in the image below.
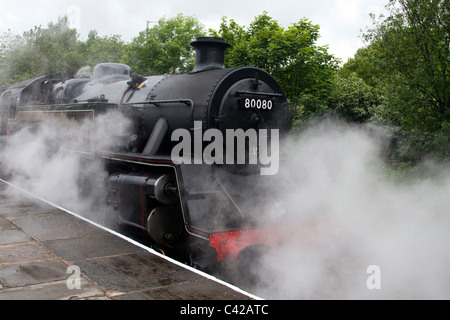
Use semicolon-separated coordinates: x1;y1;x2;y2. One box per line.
0;178;263;301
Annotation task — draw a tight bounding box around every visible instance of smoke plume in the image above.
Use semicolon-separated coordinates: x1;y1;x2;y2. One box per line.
1;113;448;300
0;110;131;222
251;118;450;299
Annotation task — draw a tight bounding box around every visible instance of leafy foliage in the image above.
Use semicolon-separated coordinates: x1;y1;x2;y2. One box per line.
341;0;450;163
122;14;205;75
0;17;84;85
329;73;381;124
365;0;449;132
210;12;340;103
82;31;126;68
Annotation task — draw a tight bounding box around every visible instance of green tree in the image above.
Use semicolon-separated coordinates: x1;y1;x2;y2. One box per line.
210;13;340;125
82;30;126;68
363;0;449;132
339;46;383;88
211;13;340;100
341;0;450;162
329;73;381;123
0;16;84;85
122;14;205;75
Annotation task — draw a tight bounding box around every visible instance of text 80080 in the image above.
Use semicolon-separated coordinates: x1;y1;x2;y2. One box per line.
242;98;274;110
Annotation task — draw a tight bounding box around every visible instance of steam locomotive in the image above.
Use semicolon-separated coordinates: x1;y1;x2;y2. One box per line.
0;37;291;272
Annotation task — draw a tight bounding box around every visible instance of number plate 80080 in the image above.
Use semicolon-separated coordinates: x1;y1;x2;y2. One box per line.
242;98;274;110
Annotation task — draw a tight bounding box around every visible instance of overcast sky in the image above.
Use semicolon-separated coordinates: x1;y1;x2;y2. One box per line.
0;0;389;63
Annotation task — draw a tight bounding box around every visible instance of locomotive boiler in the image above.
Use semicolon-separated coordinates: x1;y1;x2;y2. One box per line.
0;37;291;272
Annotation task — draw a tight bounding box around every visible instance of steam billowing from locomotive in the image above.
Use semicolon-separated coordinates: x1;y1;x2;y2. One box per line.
0;37;290;270
1;37;449;300
249;120;450;299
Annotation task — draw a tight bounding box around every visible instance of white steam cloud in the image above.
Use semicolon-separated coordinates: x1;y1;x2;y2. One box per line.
1;114;448;300
252;118;450;299
0;110;131;221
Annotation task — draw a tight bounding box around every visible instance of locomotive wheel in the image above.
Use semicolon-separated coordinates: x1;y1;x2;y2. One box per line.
221;244;271;290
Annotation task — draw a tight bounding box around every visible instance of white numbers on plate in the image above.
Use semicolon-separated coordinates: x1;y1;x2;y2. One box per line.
244;98;273;110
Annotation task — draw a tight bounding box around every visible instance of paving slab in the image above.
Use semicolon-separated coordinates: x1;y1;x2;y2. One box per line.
9;212;100;241
0;216;16;231
113;278;250;300
0;279;106;300
43;233;142;262
0;242;54;264
0;228;33;245
0;259;69;287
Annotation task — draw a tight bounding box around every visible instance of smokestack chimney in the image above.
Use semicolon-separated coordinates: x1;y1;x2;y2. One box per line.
191;37;231;72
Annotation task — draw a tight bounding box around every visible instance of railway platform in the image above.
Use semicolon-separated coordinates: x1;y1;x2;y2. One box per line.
0;180;255;300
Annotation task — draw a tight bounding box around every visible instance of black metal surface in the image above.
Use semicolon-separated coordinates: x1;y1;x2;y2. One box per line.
0;37;291;268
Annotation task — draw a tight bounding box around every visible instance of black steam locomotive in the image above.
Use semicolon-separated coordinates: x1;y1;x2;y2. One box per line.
0;37;290;271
